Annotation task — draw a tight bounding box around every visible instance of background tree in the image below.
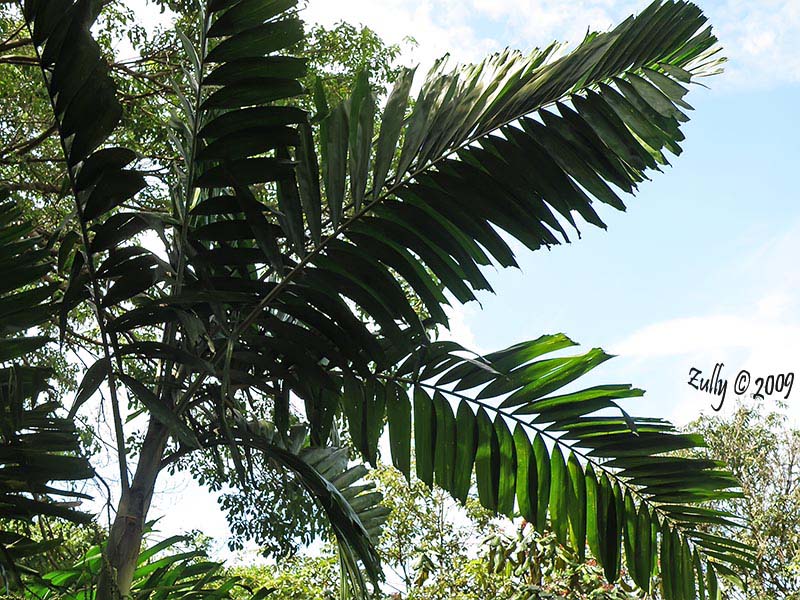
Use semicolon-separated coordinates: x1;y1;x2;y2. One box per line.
0;0;753;598
372;465;643;599
228;464;645;599
688;403;800;598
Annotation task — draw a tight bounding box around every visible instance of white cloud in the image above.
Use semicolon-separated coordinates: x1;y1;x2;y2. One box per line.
471;0;639;47
304;0;800;92
706;0;800;89
301;0;498;78
610;216;800;426
612;313;800;363
438;302;482;352
611;309;800;419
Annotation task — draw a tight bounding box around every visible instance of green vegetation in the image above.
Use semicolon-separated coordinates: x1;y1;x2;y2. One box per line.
228;464;645;599
688;404;800;598
0;0;755;598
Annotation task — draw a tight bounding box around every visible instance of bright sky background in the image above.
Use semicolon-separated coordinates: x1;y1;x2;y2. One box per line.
298;0;800;426
125;0;800;559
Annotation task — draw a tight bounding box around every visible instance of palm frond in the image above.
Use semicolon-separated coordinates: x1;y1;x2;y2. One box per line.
149;2;746;595
381;335;751;595
154;0;726;416
0;195;94;587
21;0;157;318
178;420;388;595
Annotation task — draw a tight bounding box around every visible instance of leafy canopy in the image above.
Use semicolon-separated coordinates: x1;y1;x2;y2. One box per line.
0;0;754;598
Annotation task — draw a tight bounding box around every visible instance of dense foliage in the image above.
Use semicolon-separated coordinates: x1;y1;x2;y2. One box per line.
689;404;800;598
230;465;645;599
0;0;754;598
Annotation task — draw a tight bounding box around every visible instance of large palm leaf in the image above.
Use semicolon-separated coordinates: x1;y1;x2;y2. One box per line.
18;0;747;597
168;421;391;588
0;194;95;588
163;1;740;595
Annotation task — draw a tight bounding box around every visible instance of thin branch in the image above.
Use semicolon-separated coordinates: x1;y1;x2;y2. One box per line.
0;156;63;164
0;54;38;66
0;181;62;194
1;122;57;157
0;36;31;54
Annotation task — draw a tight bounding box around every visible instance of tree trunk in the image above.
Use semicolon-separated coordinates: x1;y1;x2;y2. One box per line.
98;419;169;597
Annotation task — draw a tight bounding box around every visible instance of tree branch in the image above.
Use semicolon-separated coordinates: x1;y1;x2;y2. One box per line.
1;122;57;158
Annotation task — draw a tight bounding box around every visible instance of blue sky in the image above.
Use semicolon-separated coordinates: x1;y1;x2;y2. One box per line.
452;84;800;425
131;0;800;552
302;0;800;426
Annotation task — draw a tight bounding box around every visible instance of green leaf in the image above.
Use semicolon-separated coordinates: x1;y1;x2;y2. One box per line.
63;74;123;165
0;286;56;325
532;433;551;531
177;29;201;79
452;401;477;502
432;392;456;491
295;123;322;245
205;18;304;63
195;126;299;160
231;173;285;271
204;57;307;85
549;445;569;547
320;100;348;228
81;170;146;221
372;67;415;199
567;452;586;560
394;63;439;181
69;358;110;418
90;212;165;253
644;67;690;102
513;424;536;522
694;548;706;600
342;375;364;453
386;383;411;480
348;70;375;212
202;79;304;109
194;157;294;187
475;407;499;511
118;342;212;373
207;0;298;37
635;505;654;592
56;230;78;272
270;163;304;256
604;480;623;583
118;374;200;449
495;416;516;517
486;348;613;405
414;386;435;486
364;382;385;466
198;106;306;139
623;491;637;583
661;522;675;599
0;337;49;363
585;464;601;560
